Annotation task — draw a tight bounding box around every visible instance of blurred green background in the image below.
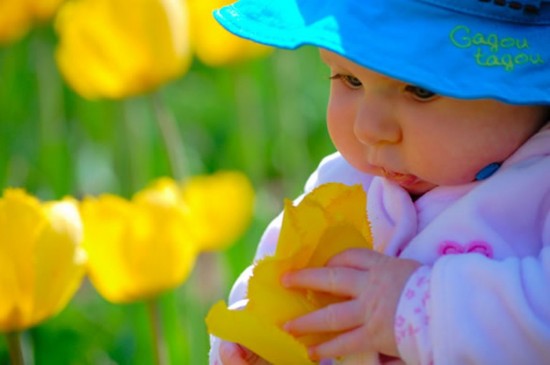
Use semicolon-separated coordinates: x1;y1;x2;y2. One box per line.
0;22;334;365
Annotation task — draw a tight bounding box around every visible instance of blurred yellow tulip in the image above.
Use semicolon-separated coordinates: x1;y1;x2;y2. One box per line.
206;183;373;364
0;189;86;332
81;172;254;303
55;0;191;99
0;0;65;44
187;0;272;66
182;171;255;251
81;178;196;303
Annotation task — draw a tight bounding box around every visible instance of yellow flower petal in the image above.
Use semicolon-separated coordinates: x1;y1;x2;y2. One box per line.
207;301;314;365
80;195;135;303
206;183;373;364
0;189;85;332
55;0;191;99
0;0;65;44
187;0;272;66
28;0;65;22
81;178;197;304
33;199;86;325
182;171;254;251
0;2;30;44
133;177;183;211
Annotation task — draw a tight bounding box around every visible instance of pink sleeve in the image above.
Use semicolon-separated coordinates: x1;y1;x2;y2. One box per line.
395;266;434;365
429;250;550;364
396;249;550;365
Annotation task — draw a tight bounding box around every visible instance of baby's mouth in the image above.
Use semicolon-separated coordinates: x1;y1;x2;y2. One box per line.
380;168;419;186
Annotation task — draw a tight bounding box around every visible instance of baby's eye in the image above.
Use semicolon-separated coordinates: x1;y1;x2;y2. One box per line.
405;85;438;101
329;74;362;89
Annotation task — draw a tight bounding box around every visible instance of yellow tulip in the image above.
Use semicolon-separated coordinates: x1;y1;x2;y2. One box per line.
55;0;191;99
80;178;196;303
182;171;255;251
0;0;65;44
206;183;373;364
0;189;86;332
187;0;272;66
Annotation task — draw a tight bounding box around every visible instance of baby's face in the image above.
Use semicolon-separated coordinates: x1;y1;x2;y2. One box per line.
320;50;547;195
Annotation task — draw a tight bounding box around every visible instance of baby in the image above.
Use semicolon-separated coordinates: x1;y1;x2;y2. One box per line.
209;0;550;364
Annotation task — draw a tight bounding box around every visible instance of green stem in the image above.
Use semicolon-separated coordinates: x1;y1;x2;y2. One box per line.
147;298;166;365
273;50;312;195
159;290;189;365
119;100;142;195
150;92;187;180
6;331;25;365
33;24;69;196
231;64;267;183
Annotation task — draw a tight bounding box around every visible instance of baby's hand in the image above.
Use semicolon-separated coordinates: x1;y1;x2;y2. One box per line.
219;341;270;365
282;248;421;361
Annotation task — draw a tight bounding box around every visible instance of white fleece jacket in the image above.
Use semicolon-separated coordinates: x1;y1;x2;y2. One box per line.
210;124;550;364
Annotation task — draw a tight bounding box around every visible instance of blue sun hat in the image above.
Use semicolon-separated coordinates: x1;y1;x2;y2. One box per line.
214;0;550;105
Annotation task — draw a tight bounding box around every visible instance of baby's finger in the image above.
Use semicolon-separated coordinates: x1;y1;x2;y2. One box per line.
327;248;382;269
308;326;367;361
219;342;248;365
282;267;363;297
219;342;267;365
308;328;366;360
284;299;362;335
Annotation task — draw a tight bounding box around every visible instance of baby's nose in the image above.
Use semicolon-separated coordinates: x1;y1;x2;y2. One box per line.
353;99;401;145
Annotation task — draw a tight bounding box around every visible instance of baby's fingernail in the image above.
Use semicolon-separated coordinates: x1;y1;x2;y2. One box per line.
236;345;249;358
280;273;290;287
308;347;320;361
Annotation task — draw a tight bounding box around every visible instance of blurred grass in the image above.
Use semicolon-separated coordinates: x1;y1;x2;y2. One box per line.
0;22;334;365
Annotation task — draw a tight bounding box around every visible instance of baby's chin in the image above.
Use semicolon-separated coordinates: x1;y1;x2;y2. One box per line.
400;180;437;197
403;182;437;198
404;174;479;197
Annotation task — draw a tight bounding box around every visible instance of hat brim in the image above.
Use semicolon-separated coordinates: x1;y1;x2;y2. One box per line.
215;0;550;105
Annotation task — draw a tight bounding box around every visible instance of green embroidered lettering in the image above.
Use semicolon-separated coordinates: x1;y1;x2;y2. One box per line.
499;54;514;71
485;54;501;67
486;34;499;53
514;53;529;65
531;54;544;65
499;37;529;50
474;48;544;72
500;37;516;49
449;25;471;48
516;38;530;50
450;25;544;71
